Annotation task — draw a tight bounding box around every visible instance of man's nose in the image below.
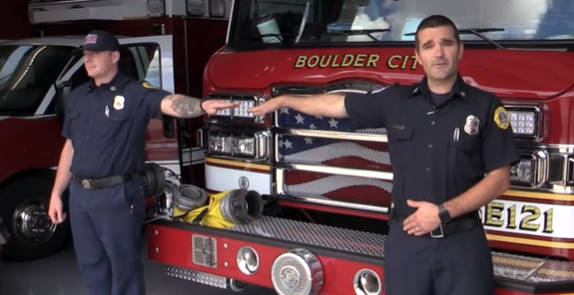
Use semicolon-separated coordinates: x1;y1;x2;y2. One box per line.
434;45;445;57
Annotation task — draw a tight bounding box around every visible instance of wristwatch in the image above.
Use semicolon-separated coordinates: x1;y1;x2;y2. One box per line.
438;203;451;223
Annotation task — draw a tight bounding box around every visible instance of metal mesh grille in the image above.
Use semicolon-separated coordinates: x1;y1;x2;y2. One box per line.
192;234;218;268
164;265;227;289
229;216;385;257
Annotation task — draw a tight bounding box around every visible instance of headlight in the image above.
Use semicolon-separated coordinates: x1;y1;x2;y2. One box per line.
209;135;232;154
233;136;255;157
510;159;533;185
511;150;548;188
209;95;265;123
209;0;227;18
506;106;540;137
208;132;270;159
187;0;205;16
147;0;165;17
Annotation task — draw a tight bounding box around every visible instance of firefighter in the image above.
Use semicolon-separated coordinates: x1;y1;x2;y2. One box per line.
250;15;517;295
47;30;236;295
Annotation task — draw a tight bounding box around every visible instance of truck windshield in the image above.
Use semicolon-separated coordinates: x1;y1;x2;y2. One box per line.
0;45;73;116
229;0;574;49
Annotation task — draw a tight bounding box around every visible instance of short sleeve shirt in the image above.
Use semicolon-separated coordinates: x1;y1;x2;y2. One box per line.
345;75;518;217
62;72;170;178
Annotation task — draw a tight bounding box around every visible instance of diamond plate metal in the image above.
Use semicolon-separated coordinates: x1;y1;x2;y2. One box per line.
492;251;574;284
229;216;385;257
163;265;227;289
192;234;218;268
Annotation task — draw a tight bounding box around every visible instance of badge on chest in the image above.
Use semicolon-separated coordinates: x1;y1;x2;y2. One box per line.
464;115;480;135
113;95;125;110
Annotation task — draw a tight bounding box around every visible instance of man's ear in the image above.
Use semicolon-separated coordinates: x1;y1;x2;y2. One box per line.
458;42;464;61
111;50;120;64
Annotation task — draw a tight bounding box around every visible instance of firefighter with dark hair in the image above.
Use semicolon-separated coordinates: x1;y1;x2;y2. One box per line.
250;15;517;295
47;30;237;295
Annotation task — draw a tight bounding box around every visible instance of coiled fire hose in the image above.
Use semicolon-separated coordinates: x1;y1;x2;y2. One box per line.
173;188;263;229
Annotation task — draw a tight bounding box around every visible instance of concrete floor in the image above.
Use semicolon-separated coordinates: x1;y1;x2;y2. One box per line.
0;239;276;295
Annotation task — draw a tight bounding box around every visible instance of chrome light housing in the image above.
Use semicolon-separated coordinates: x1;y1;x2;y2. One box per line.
208;131;270;159
353;269;382;295
237;246;260;275
271;248;323;295
511;150;548;188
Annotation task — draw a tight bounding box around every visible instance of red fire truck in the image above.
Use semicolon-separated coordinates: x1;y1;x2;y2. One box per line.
0;0;229;261
145;0;573;294
148;0;574;294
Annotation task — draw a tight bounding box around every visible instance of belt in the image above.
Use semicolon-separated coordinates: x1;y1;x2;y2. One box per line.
391;212;480;239
72;172;141;190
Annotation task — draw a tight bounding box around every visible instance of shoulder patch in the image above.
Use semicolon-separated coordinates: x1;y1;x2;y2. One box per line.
493;106;510;130
142;81;156;89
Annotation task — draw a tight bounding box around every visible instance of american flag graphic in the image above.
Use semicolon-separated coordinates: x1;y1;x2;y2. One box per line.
277;108;393;207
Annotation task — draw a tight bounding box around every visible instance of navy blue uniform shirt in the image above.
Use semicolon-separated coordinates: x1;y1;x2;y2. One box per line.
345;75;518;217
62;72;170;178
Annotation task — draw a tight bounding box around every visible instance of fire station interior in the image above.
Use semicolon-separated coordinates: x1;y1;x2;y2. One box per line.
0;1;272;295
2;1;574;295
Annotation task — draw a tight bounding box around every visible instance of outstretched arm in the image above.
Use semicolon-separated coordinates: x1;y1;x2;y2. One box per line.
160;94;239;118
249;93;348;118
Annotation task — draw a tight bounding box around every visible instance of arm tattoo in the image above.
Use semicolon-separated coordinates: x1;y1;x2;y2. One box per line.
168;94;203;118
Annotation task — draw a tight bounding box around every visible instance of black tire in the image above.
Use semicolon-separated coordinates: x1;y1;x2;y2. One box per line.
0;174;70;261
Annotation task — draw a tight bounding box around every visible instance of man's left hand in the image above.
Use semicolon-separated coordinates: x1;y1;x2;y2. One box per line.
403;200;441;236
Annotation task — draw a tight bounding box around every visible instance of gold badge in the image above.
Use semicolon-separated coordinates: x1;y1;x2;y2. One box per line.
464;115;480;135
142;81;155;89
113;95;125;110
494;106;510;130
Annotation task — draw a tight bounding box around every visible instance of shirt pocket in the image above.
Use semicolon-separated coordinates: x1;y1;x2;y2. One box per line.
96;108;131;138
448;132;482;180
387;125;413;168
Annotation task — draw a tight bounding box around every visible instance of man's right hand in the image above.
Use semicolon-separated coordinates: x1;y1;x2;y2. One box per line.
48;195;67;224
249;96;285;116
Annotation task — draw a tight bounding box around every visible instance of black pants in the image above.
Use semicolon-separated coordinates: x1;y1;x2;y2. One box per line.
69;180;146;295
384;221;494;295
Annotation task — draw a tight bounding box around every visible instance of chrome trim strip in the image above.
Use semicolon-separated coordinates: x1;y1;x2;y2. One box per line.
278;128;388;143
280;163;393;181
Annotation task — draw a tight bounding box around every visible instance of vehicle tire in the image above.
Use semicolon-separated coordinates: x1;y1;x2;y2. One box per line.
0;174;70;261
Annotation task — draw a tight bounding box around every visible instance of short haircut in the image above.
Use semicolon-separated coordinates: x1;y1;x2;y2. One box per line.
415;15;460;50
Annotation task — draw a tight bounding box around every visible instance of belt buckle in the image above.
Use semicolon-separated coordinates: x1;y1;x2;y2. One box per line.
430;224;445;238
81;179;92;189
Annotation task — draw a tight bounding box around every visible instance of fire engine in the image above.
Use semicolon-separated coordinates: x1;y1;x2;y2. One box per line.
147;0;574;294
0;0;229;261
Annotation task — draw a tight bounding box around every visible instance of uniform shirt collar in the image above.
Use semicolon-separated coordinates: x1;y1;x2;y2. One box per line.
409;74;467;100
88;71;128;93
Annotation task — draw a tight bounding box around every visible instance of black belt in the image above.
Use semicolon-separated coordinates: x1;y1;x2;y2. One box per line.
391;212;480;238
72;172;141;190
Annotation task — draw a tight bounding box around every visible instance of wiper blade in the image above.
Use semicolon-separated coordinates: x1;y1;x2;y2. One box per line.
459;28;505;49
325;29;390;42
405;27;505;49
